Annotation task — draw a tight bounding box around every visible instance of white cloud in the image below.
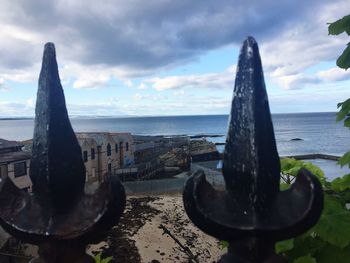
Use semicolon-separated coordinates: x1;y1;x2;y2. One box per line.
173;90;185;96
260;0;350;89
66;102;126;116
0;0;349;117
0;101;33;116
147;65;236;91
0;0;346;76
124;79;133;88
316;67;350;82
133;93;164;101
137;83;148;90
270;67;350;90
25;97;35;108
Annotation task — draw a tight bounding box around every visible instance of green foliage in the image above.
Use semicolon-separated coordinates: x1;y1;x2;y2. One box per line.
94;252;112;263
276;159;350;262
336;43;350;70
331;173;350;191
328;15;350;35
316;243;350;263
338;151;350;168
328;15;350;69
217;158;350;262
313;196;350;248
219;240;229;249
280;158;326;185
336;99;350;129
275;239;294;254
331;15;350;172
293;255;316;263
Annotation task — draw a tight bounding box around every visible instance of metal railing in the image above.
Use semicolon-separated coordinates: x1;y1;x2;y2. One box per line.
0;37;323;263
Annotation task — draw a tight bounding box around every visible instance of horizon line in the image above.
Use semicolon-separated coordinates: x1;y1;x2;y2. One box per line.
0;111;337;120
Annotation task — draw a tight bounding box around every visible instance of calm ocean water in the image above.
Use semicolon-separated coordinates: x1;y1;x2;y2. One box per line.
1;112;350;179
1;112;349;155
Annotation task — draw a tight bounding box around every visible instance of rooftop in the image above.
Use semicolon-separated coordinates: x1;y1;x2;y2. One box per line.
0;151;31;164
0;138;22;150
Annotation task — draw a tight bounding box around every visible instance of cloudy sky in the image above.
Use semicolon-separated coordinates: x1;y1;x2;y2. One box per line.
0;0;349;117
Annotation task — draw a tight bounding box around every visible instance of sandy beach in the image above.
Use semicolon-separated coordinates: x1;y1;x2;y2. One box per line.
88;193;226;263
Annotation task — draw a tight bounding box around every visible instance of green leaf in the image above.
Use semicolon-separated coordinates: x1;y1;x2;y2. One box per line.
94;253;113;263
281;158;298;172
94;253;101;263
281;158;302;177
316;244;350;263
338;151;350;168
336;44;350;70
344;116;350;128
314;196;350;248
284;235;325;261
328;15;350;35
219;240;228;249
101;256;113;263
280;158;326;186
339;190;350;203
331;174;350;191
280;183;291;191
276;239;294;254
336;99;350;122
293;255;316;263
303;162;326;185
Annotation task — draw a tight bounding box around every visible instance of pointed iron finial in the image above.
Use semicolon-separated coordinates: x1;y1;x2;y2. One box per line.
30;42;85;208
183;37;323;262
0;43;126;263
223;36;280;209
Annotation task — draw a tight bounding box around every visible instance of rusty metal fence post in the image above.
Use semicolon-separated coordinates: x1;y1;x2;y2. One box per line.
0;43;126;263
183;37;324;263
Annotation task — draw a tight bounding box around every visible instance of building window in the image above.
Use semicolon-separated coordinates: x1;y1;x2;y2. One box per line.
91;148;95;160
14;162;26;177
107;143;111;156
83;151;88;162
126;142;129;151
115;144;118;153
108;163;112;172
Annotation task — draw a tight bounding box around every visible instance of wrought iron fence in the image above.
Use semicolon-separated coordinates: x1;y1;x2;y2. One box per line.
0;37;323;263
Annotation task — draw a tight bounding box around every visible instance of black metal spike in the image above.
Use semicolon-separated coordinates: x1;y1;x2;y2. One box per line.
223;36;280;210
0;43;126;263
183;37;323;262
30;43;85;209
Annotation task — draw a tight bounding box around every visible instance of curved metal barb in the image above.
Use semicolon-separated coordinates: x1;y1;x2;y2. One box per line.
183;37;323;262
0;43;126;262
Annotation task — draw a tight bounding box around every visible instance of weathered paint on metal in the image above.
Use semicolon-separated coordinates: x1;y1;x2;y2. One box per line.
0;43;126;263
183;37;323;262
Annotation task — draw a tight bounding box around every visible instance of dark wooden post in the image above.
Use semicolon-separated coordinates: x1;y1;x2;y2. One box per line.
183;37;324;263
0;43;125;263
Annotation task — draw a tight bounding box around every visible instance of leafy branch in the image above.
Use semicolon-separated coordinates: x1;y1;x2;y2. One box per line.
277;159;350;263
328;14;350;70
94;252;112;263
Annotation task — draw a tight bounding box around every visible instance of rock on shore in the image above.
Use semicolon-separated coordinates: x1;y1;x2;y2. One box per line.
190;139;220;162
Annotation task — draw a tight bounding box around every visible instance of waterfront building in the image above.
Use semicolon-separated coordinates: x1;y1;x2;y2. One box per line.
76;132;135;182
0;132;135;189
0;139;32;191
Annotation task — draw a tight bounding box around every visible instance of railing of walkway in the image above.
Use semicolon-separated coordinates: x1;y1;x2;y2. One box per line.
0;37;323;263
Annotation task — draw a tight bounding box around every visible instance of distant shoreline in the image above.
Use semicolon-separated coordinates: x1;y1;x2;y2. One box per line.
0;117;34;120
0;111;337;121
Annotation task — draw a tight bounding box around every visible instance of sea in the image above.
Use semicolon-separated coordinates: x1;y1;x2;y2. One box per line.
1;112;350;180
